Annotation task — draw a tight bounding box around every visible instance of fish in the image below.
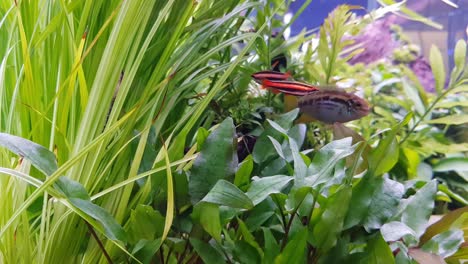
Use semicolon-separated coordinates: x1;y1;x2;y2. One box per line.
251;71;291;84
260;79;319;96
297;88;370;123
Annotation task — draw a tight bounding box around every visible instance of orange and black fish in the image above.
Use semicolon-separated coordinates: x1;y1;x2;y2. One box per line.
260;79;319;96
251;71;292;84
298;88;370;123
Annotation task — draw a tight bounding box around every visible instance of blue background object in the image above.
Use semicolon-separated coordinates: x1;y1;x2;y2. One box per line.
288;0;468;70
288;0;368;36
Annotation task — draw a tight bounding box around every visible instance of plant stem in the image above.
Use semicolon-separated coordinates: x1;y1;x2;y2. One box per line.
401;86;457;144
281;198;305;250
85;221;113;264
177;238;190;263
272;195;287;232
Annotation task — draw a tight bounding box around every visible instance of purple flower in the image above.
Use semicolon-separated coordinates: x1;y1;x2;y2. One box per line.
409;56;436;92
347;17;399;65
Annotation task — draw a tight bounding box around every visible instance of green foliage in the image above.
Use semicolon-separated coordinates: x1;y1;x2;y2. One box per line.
1;0;467;263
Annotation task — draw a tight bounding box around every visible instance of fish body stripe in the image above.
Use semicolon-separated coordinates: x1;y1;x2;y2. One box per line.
298;90;370;123
261;79;319;96
251;71;291;83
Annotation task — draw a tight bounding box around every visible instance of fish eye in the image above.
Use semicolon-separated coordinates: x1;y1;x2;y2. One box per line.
355;102;362;107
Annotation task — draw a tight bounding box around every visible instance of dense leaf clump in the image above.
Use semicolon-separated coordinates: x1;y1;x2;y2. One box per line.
0;0;466;263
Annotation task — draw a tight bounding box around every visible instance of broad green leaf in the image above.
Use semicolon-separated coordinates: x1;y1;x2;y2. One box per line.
233;241;261;264
190;238;225;264
0;132;57;176
381;221;417;242
275;227;308;264
245;210;275;232
192;203;222;242
435;100;468;109
268;136;286;159
252;109;299;163
425;114;468;125
189;117;238;203
289;137;307;186
332;122;370;172
398;180;437;237
306;137;357;187
245;201;276;232
246;175;293;205
132;239;162;264
433;157;468;172
275;108;300;129
449;84;468;94
126;205;164;243
263;228;280;264
288;124;307;150
344;175;404;230
196;127;210;151
54;176;90;200
237;218;263;258
234;155;253;189
201;180;253;209
267;119;289;136
454;40;466;73
360;233;395;264
0;134;127;242
369;136;399;176
53;177;128;242
421;229;464;258
438;184;468;205
368;113;412;176
69;198;127;241
421;207;468;243
312;186;352;251
429;45;446;94
400;147;421;179
402;78;426;115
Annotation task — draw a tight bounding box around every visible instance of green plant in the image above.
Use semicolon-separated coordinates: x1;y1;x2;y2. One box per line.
1;0;467;263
